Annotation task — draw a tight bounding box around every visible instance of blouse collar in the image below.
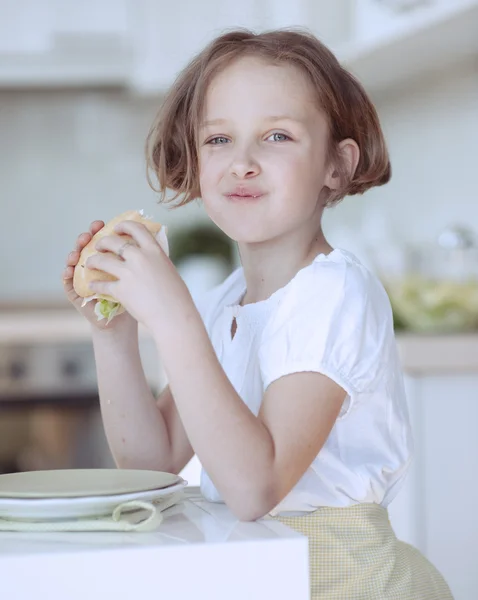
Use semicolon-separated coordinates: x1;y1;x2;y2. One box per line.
223;248;347;319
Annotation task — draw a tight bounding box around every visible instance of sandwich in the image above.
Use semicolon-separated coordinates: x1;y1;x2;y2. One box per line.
73;209;168;324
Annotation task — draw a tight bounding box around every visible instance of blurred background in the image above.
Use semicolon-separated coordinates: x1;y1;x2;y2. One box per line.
0;1;476;597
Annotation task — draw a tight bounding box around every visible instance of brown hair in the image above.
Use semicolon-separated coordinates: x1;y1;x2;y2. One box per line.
146;29;391;207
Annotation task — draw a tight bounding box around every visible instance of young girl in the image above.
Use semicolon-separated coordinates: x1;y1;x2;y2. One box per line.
63;29;453;599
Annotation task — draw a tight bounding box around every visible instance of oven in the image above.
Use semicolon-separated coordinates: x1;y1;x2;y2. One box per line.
0;312;163;475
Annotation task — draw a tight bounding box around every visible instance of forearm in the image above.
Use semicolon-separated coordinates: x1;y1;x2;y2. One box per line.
152;307;275;519
91;324;172;471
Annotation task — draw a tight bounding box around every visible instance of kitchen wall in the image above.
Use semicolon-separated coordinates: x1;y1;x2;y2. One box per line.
1;37;477;302
0;88;208;302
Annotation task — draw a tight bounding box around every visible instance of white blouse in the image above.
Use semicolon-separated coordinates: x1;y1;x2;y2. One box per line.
196;249;413;516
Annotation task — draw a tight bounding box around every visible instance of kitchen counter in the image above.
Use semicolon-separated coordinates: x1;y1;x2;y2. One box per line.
396;331;478;374
0;487;309;600
1;308;478;374
0;307;152;343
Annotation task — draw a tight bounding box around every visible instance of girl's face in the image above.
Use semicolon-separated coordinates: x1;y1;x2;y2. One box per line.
198;56;336;244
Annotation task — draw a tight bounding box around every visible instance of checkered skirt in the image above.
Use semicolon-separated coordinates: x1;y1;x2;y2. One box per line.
270;503;454;599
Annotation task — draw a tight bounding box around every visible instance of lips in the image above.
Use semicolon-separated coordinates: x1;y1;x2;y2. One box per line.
225;185;265;199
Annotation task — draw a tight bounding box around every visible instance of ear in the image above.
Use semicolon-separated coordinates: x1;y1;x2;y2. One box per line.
324;138;360;190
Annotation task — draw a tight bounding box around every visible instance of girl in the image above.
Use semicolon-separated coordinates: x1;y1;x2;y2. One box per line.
63;29;453;599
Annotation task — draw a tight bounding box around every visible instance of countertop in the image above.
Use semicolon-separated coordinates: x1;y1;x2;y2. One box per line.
0;487;309;600
0;307;153;343
1;308;478;374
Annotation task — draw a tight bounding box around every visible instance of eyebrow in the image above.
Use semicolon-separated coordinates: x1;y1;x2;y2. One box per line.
201;115;303;128
266;115;302;123
201;118;228;128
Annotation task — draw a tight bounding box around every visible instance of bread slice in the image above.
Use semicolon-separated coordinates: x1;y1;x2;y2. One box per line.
73;210;163;301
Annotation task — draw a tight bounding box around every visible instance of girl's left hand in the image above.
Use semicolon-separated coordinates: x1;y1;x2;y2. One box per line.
86;220;186;331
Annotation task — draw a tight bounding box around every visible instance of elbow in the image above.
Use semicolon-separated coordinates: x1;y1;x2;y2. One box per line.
234;506;270;522
227;479;281;522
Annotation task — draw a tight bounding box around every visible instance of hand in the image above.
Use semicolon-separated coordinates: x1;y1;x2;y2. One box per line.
62;220;137;332
85;220;183;331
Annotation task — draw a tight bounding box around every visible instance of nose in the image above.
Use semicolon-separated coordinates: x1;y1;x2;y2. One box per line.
230;146;260;179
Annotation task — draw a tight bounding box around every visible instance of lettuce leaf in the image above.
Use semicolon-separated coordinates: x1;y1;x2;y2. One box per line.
94;299;123;325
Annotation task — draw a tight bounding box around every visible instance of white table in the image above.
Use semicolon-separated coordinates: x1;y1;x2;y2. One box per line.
0;487;309;600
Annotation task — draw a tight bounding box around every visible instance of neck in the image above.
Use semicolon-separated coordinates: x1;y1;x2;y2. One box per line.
237;224;333;305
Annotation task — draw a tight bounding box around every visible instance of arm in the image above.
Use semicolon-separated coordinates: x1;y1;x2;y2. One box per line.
151;288;346;521
87;221;347;521
91;323;193;474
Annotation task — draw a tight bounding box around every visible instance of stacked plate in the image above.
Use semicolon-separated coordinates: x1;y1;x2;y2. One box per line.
0;469;187;521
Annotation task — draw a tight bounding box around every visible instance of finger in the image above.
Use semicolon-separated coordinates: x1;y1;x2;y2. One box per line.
63;265;74;279
113;220;155;248
88;279;118;298
62;268;74;294
66;250;80;267
76;232;92;252
63;275;73;293
89;220;105;236
95;234;138;257
86;253;123;278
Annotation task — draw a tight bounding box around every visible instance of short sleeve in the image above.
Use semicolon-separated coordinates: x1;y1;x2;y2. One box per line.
258;255;394;397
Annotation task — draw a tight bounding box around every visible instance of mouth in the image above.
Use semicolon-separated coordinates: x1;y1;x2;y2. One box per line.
224;188;266;201
226;194;264;200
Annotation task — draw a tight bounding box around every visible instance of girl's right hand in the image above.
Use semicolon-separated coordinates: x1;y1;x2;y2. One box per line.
62;220;136;332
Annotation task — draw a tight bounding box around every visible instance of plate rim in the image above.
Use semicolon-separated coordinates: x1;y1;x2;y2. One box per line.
0;469;183;499
0;481;187;521
0;479;187;507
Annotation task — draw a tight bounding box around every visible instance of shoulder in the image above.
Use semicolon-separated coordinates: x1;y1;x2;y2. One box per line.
260;250;396;394
269;249;393;334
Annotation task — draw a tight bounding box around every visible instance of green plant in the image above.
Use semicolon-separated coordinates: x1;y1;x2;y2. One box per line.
169;224;235;268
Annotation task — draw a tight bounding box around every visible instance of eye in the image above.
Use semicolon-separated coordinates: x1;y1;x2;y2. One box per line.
267;132;291;142
206;136;230;145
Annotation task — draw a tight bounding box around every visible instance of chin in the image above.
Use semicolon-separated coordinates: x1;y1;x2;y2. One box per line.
225;226;276;245
204;198;277;240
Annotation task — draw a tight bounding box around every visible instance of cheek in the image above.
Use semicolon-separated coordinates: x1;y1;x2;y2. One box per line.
198;159;226;213
293;147;328;191
269;150;320;191
199;150;229;186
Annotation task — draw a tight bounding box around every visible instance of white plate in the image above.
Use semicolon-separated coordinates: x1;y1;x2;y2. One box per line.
0;469;182;499
0;480;187;521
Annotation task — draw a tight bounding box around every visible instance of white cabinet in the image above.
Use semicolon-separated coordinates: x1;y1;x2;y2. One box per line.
351;0;459;45
0;0;271;91
340;0;478;95
420;375;478;600
388;373;478;600
0;0;354;92
128;0;265;94
0;0;130;85
130;0;478;96
0;0;51;53
128;0;355;94
1;0;477;94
